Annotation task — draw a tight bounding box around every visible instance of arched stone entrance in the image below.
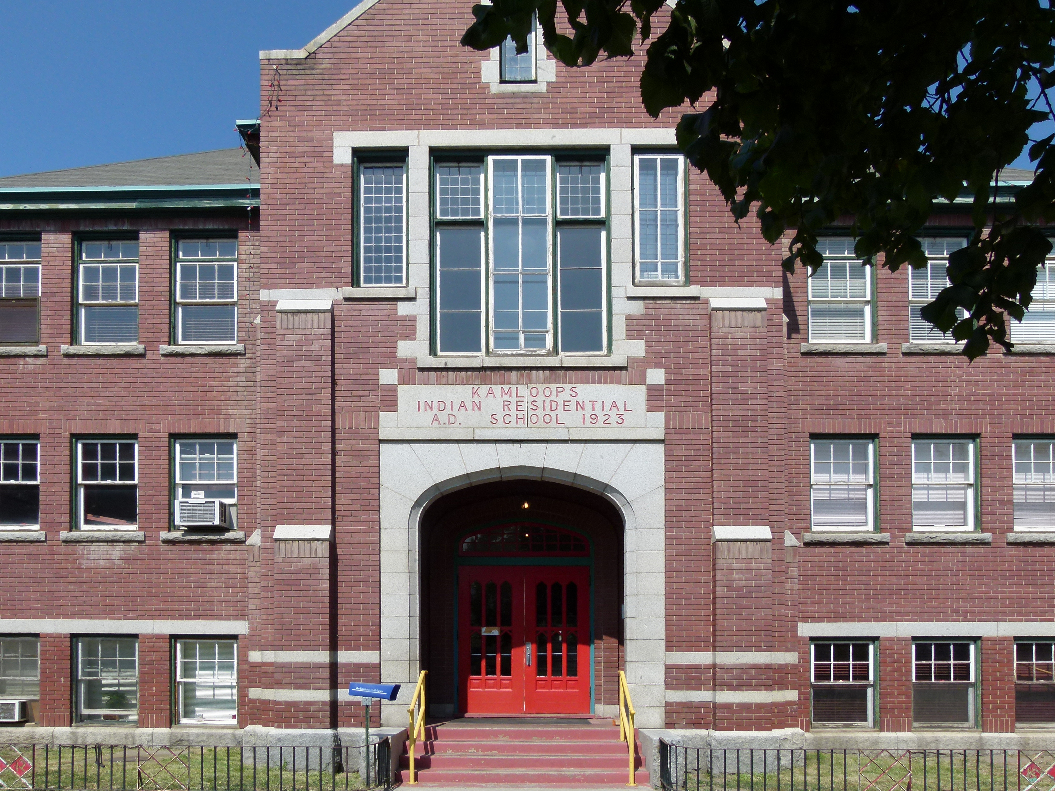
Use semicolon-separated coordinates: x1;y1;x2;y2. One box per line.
419;480;624;717
377;441;665;727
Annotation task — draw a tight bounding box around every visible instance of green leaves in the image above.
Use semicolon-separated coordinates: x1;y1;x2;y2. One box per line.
463;0;1055;359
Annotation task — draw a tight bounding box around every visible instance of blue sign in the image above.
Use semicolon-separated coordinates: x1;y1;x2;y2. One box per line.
348;682;400;701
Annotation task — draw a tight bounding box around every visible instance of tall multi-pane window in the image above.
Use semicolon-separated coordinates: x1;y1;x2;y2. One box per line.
78;240;138;344
810;439;875;532
176;639;237;724
808;239;872;342
175;239;237;344
0;439;39;530
634;155;684;282
913;641;975;726
0;241;41;345
359;162;406;286
76;439;137;531
811;642;874;726
1010;258;1055;343
76;637;138;723
499;26;535;83
174;439;237;529
908;238;968;342
0;636;39;700
1016;641;1055;725
1013;439;1055;531
911;439;975;531
434;155;607;356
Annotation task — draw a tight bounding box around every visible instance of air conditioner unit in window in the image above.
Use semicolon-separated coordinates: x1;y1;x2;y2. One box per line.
0;700;27;723
175;499;230;528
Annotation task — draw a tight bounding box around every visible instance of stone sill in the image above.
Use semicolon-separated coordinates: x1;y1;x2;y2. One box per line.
803;532;891;545
0;531;45;542
341;286;416;300
905;532;992;545
417;354;628;370
1008;344;1055;355
60;531;145;544
801;343;887;355
1007;532;1055;544
901;342;964;355
625;284;701;300
161;530;246;544
159;344;245;356
0;345;46;357
61;344;146;357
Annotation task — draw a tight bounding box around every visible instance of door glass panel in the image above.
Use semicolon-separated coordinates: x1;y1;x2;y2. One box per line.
500;582;512;627
536;582;547;627
500;632;512;676
551;583;562;627
470;632;482;675
537;633;548;677
470;582;481;627
567;634;578;677
566;582;577;627
485;582;497;627
551;633;563;677
485;634;497;676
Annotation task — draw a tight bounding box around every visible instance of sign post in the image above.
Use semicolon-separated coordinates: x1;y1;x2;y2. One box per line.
347;683;400;788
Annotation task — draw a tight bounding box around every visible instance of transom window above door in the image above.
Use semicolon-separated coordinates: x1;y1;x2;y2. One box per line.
433;154;608;356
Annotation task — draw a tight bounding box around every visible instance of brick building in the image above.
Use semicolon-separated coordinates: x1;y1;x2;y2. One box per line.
1;0;1054;751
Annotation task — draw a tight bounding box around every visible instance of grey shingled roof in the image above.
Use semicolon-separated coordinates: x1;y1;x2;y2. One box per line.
0;148;259;189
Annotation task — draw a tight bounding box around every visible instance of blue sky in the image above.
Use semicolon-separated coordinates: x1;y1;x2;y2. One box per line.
0;2;1048;177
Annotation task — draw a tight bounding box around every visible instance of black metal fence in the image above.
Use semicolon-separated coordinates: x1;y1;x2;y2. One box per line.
0;742;392;791
660;745;1055;791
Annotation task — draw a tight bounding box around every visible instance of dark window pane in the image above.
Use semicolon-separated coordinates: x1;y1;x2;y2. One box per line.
438;312;482;353
484;634;497;676
485;582;497;627
913;684;971;724
438;227;482;270
82;485;137;528
470;582;481;627
551;583;562;627
500;632;511;677
551;632;563;677
566;582;578;627
567;634;578;677
536;633;547;677
469;632;481;676
500;582;512;627
82;306;138;343
560;269;604;311
439;270;482;311
813;686;869;724
1017;685;1055;724
180;305;236;344
0;300;38;344
0;485;39;526
536;582;547;627
560;311;604;353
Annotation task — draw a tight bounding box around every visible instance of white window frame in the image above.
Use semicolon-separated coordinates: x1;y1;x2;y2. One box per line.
810;439;875;532
175;239;238;345
908;237;968;343
808;239;873;343
633;154;686;284
810;641;874;727
76;637;138;723
175;639;238;725
1013;438;1055;532
0;241;42;346
76;439;138;532
358;160;408;287
77;240;139;345
911;438;976;532
912;641;976;728
0;636;39;700
499;23;536;83
174;438;237;524
0;439;39;531
1010;257;1055;344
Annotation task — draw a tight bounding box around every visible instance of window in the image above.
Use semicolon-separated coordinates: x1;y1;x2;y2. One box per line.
810;439;875;532
76;440;137;531
0;636;39;700
634;154;685;283
434;155;607;355
0;440;38;530
1013;439;1055;531
1010;257;1055;343
913;641;975;726
0;241;41;345
808;239;872;342
911;439;975;531
77;240;138;344
1016;641;1055;725
174;439;236;528
76;637;137;723
811;642;874;726
908;238;968;342
175;239;237;344
499;25;536;83
358;161;406;286
176;639;237;724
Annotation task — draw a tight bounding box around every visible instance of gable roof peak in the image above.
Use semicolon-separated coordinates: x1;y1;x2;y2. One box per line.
259;0;383;61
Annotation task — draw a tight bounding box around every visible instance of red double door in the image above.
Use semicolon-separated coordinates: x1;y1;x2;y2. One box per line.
458;565;590;715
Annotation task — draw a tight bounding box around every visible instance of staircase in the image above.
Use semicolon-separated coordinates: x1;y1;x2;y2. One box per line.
398;718;650;786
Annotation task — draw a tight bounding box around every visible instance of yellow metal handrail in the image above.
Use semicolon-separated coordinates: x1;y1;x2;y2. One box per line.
406;670;428;784
618;670;637;786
